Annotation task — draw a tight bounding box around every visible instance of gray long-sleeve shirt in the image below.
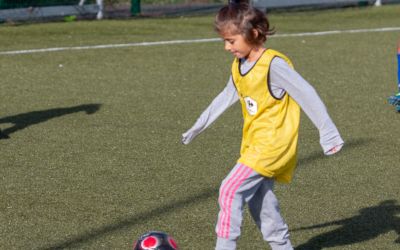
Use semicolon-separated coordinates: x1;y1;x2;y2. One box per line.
182;57;344;155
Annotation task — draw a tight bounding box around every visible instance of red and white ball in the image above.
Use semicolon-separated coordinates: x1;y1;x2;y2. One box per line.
133;231;178;250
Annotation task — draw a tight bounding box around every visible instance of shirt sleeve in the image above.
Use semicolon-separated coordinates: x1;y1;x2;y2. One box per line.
182;77;239;144
270;57;344;155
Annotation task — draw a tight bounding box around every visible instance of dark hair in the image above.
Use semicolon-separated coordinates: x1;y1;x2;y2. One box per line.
215;1;275;46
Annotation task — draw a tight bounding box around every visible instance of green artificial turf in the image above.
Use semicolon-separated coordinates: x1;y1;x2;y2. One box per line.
1;5;400;249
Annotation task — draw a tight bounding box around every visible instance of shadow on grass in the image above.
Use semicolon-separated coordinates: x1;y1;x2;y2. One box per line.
37;187;220;250
294;200;400;250
298;137;373;167
0;104;101;139
34;137;374;249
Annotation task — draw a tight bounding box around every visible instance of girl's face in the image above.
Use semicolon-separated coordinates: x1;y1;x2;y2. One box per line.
220;26;263;61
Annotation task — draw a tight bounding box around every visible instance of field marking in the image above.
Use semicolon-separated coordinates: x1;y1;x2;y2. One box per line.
1;26;400;56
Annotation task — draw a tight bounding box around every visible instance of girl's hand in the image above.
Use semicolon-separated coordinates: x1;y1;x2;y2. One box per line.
182;130;195;145
181;132;190;145
325;143;344;156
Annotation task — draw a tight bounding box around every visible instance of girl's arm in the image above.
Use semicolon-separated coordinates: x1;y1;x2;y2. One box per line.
270;57;344;155
182;78;239;144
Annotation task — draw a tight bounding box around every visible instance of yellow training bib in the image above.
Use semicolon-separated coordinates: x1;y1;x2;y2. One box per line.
232;49;300;183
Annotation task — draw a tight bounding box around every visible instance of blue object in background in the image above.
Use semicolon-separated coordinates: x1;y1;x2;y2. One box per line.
388;52;400;112
397;53;400;89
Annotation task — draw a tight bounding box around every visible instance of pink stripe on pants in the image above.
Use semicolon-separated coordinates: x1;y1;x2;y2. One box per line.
217;164;252;238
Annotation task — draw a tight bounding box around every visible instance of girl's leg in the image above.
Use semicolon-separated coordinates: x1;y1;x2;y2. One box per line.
248;178;293;250
215;163;264;250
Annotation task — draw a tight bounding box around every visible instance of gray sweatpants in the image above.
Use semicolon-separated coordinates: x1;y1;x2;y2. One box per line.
215;163;293;250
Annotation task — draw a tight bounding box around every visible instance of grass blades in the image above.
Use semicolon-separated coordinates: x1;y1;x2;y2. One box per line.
1;5;400;249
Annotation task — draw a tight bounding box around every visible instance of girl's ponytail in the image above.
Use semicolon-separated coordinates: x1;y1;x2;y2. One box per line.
216;1;274;46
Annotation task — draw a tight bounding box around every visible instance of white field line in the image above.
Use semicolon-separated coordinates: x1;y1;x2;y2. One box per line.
1;26;400;56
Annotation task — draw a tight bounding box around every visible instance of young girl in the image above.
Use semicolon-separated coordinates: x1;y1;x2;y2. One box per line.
182;1;344;249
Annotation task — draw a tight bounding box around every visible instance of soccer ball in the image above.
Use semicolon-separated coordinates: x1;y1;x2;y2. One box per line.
133;231;179;250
